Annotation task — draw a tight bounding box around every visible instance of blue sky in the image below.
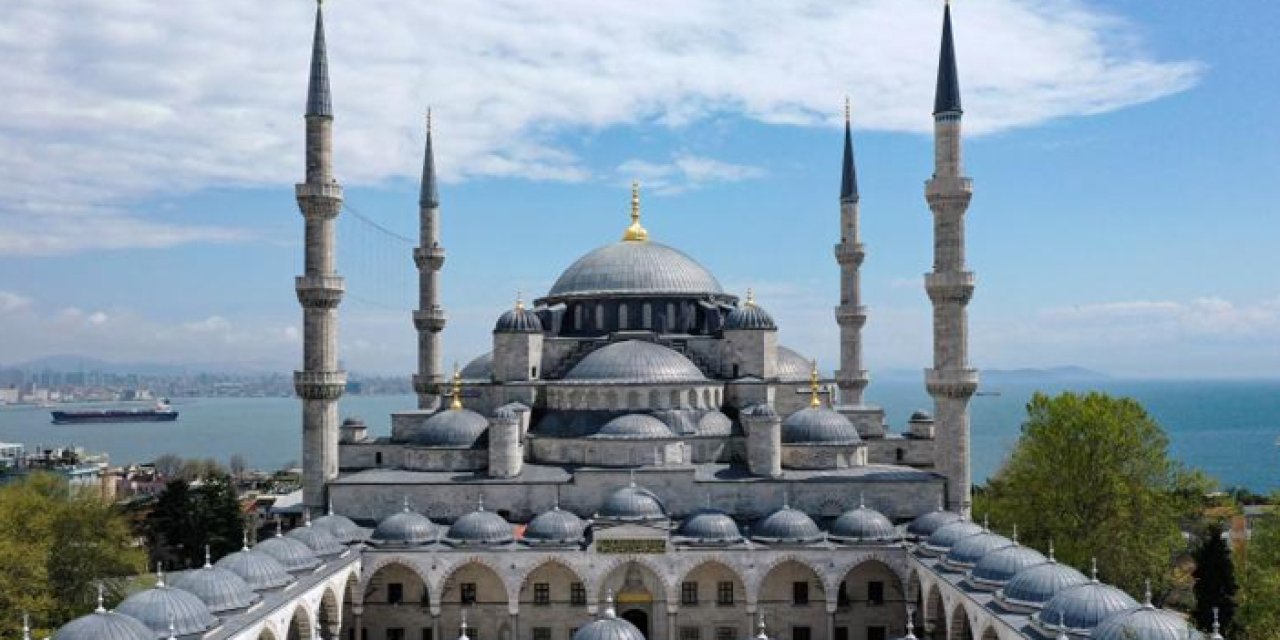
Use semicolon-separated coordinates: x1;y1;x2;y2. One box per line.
0;0;1276;378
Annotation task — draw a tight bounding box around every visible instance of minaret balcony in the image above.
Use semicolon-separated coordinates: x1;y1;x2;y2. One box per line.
833;243;866;265
412;374;443;395
924;368;979;399
413;308;447;332
925;176;973;199
834;306;868;327
294;370;347;400
295;183;344;218
295;275;345;309
924;271;975;304
413;246;447;270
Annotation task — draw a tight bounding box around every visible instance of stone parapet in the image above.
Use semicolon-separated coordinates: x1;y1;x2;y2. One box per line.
924;271;975;303
924;368;979;398
924;176;973;199
834;306;868;327
295;370;347;399
295;275;345;308
413;308;448;332
295;182;344;218
413;246;446;270
833;242;866;266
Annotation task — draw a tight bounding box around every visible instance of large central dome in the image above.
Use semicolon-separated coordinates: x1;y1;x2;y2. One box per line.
546;241;724;299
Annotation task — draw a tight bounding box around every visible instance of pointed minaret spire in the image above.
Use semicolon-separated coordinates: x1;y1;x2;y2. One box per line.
840;97;858;203
933;2;962;116
420;109;440;208
305;0;333;118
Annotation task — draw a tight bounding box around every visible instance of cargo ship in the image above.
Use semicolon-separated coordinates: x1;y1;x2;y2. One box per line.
51;400;178;425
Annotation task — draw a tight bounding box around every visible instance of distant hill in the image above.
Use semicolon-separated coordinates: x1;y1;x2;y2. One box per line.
878;366;1110;383
2;354;285;376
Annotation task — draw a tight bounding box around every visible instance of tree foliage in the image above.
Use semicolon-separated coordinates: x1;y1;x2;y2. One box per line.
0;473;146;638
1236;503;1280;640
146;476;244;568
975;391;1198;598
1192;525;1237;633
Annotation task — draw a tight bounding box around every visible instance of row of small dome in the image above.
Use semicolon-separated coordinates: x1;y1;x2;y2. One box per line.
907;510;1203;640
53;511;362;640
491;291;777;334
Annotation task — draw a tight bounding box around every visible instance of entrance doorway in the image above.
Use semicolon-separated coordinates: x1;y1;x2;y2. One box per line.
621;609;649;639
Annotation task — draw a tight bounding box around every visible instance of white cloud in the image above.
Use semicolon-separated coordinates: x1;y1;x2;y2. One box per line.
182;316;233;334
0;0;1199;254
617;153;764;194
0;291;32;314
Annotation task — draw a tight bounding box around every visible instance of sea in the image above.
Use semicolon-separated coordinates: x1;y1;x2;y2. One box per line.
1;378;1276;492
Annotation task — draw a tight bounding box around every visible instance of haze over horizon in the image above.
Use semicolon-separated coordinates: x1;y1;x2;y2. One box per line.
0;0;1276;379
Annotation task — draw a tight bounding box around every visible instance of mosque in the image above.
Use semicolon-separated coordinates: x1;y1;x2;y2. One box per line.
45;3;1212;640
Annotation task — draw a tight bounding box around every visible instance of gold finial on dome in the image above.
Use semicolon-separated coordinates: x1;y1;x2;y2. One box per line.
449;363;463;410
809;360;822;408
514;291;524;312
745;288;756;307
622;181;649;242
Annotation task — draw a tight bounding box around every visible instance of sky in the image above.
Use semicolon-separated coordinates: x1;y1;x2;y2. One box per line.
0;0;1276;379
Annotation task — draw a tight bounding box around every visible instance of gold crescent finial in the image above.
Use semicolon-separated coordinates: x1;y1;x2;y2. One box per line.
515;291;524;311
449;363;463;410
745;288;755;307
622;181;649;242
809;360;822;408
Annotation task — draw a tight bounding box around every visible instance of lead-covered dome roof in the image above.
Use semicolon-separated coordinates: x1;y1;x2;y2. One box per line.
724;299;776;330
830;504;897;542
287;522;345;557
446;502;514;545
312;511;362;543
523;506;587;544
214;546;293;591
52;609;153;640
777;346;815;382
944;531;1015;569
495;305;543;333
404;408;489;448
372;506;439;545
1037;581;1139;634
1093;603;1198;640
752;506;823;543
677;509;743;544
590;414;673;439
460;351;493;380
254;532;320;572
169;561;260;613
999;561;1089;609
572;597;646;640
908;508;963;538
547;241;723;299
598;483;666;521
782;407;861;445
970;545;1048;588
115;578;219;638
923;520;984;554
566;340;706;383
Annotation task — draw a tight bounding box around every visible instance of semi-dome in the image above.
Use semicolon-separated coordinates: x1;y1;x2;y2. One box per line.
590;414;673;439
782;407;861;445
115;575;219;638
923;520;984;554
215;547;293;591
404;408;489;448
724;296;776;330
598;483;666;521
571;595;646;640
1093;602;1197;640
495;305;543;333
908;508;963;538
523;506;587;544
565;341;705;383
287;521;346;557
547;241;724;299
752;506;823;543
1037;581;1139;634
944;531;1015;569
677;509;743;543
169;557;260;613
372;505;439;545
777;346;815;382
697;411;732;436
998;561;1089;610
254;532;321;572
460;352;494;380
970;545;1048;589
830;503;897;542
446;500;514;545
52;607;153;640
312;509;363;543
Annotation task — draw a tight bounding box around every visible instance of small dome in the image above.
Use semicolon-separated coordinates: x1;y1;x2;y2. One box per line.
999;561;1090;609
677;509;743;544
215;547;293;591
782;407;861;445
590;414;673;439
1037;582;1139;634
372;507;439;545
495;306;543;333
697;411;732;435
312;511;362;543
405;408;489;448
548;241;724;299
571;598;646;640
909;410;934;422
566;341;706;383
743;403;777;418
287;523;345;556
460;352;494;380
970;545;1048;589
923;520;984;554
446;502;514;545
115;579;219;637
169;563;260;613
830;504;897;542
776;346;815;382
52;609;153;640
752;506;823;543
1093;604;1198;640
944;532;1015;569
254;533;320;572
907;508;962;538
724;298;776;330
598;483;666;521
523;507;587;544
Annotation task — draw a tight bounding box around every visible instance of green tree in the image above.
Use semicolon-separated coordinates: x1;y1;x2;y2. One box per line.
1236;504;1280;640
975;391;1197;598
1192;525;1237;632
147;476;244;568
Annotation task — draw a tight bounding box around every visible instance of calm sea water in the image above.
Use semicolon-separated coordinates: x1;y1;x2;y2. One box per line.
0;379;1275;491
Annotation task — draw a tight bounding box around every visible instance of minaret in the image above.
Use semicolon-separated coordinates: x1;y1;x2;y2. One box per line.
412;109;447;410
834;98;869;406
294;0;346;510
924;1;978;516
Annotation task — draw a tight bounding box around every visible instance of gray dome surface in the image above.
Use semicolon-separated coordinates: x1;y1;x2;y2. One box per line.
599;484;666;521
752;506;823;543
312;512;362;543
548;241;723;298
372;508;438;545
169;564;260;613
571;602;646;640
495;307;543;333
447;505;514;545
215;547;293;591
944;532;1015;569
724;302;776;330
565;341;706;383
287;523;345;556
830;505;897;542
52;610;153;640
254;533;320;572
782;407;861;445
115;583;219;638
923;520;984;554
677;509;743;543
1093;604;1198;640
523;507;587;544
776;346;815;382
460;352;493;380
405;408;489;448
1037;582;1139;633
970;545;1048;588
999;561;1089;609
590;414;673;439
697;411;732;435
908;509;963;538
